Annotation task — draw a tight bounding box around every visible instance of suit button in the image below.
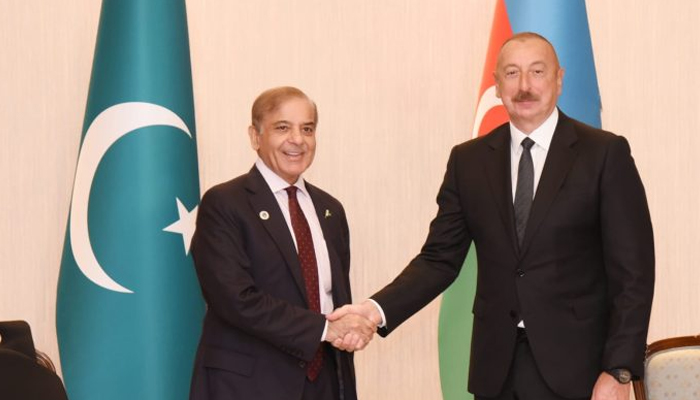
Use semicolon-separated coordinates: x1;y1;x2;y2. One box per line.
509;310;518;319
299;361;306;368
516;269;525;277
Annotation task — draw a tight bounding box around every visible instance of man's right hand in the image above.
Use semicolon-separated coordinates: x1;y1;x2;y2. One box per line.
325;312;376;352
326;300;383;351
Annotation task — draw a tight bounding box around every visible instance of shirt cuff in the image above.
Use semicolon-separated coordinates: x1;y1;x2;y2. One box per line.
321;320;329;342
367;299;387;328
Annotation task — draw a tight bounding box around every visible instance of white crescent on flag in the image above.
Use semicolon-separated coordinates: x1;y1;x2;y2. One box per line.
69;102;192;293
471;85;503;139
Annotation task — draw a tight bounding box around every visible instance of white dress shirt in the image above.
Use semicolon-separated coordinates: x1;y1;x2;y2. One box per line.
255;158;333;340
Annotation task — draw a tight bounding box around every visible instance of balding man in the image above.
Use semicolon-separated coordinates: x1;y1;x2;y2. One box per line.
190;87;372;400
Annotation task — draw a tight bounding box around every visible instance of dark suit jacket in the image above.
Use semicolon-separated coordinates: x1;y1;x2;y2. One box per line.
189;166;356;400
372;111;655;398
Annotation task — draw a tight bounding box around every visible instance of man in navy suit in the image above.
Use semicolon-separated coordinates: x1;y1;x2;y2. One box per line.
331;33;655;400
189;87;374;400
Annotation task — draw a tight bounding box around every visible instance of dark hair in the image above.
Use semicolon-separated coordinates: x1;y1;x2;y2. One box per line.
35;349;57;372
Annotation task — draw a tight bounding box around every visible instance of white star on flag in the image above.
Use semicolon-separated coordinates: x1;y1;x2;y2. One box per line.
163;198;198;254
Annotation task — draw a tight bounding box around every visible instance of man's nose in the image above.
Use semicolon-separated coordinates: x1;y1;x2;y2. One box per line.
518;74;531;91
288;127;303;144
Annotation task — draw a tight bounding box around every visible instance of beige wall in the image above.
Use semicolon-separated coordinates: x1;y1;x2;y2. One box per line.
1;1;699;398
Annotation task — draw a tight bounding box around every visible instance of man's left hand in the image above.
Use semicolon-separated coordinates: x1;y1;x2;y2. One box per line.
591;372;630;400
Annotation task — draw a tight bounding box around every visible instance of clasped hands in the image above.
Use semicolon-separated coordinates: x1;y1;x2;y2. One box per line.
325;300;382;352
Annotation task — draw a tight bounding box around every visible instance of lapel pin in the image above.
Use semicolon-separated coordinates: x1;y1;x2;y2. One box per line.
324;209;332;218
259;211;270;220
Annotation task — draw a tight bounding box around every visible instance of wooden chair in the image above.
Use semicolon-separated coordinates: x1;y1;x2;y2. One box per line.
633;335;700;400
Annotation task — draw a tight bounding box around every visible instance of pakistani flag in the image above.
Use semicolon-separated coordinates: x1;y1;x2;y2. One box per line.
437;0;601;398
56;1;204;399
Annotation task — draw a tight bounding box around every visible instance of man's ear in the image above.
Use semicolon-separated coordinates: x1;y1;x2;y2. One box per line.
248;125;260;151
493;72;502;98
556;67;565;96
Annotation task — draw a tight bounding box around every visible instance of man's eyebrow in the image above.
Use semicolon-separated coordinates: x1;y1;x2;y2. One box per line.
270;120;315;126
500;63;521;70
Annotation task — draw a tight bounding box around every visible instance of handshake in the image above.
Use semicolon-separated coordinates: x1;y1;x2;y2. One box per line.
324;300;383;352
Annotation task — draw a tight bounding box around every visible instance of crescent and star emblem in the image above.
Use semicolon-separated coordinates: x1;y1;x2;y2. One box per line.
69;102;198;294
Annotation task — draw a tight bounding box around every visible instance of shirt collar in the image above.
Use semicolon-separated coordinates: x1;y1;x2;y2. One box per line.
255;158;309;197
509;108;558;152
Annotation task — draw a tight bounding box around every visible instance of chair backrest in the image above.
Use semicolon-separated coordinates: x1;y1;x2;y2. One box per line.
633;335;700;400
0;320;69;400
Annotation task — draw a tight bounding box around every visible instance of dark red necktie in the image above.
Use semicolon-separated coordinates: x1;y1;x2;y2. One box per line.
285;186;324;381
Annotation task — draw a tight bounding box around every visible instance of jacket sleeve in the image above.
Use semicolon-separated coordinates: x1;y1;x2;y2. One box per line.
372;146;473;335
599;136;655;377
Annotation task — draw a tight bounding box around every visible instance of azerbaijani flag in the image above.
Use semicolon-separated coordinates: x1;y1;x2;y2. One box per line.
437;0;601;398
56;1;204;399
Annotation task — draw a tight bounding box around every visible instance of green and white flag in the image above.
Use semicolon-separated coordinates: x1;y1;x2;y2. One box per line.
56;1;204;399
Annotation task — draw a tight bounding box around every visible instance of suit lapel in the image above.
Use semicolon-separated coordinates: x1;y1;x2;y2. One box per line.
306;184;350;305
245;167;309;304
484;126;520;255
520;112;578;256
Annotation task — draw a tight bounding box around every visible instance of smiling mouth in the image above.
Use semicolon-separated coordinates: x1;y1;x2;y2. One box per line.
283;150;303;158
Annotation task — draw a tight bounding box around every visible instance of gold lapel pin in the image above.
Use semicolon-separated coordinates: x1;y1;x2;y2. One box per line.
259;211;270;220
324;209;332;218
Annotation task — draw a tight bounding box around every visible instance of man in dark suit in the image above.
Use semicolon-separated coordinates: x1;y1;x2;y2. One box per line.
330;33;655;400
189;86;374;400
